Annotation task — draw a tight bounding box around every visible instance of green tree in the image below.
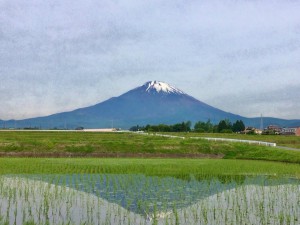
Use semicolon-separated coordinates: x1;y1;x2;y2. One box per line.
129;125;144;131
232;120;245;133
217;119;232;132
194;119;214;133
186;121;192;131
194;121;206;132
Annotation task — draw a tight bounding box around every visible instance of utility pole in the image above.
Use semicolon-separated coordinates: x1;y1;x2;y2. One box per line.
260;114;263;130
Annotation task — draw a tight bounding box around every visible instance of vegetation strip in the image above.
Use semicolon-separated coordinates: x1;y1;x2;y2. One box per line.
0;158;299;178
137;132;277;146
170;132;300;149
0;152;224;158
0;131;300;163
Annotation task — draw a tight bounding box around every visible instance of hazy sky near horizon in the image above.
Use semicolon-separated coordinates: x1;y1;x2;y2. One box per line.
1;0;300;120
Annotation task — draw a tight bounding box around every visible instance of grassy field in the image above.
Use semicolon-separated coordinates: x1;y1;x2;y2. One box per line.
0;131;300;163
0;158;299;178
172;132;300;149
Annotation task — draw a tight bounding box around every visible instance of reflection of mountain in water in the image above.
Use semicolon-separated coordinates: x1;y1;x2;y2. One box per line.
20;174;299;217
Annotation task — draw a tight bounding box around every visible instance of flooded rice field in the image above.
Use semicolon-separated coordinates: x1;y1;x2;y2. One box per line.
0;174;299;225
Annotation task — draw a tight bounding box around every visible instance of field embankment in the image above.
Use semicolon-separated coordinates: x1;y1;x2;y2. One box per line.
168;132;300;149
0;131;300;163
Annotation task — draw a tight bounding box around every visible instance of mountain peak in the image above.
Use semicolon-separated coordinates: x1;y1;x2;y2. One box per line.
143;81;185;95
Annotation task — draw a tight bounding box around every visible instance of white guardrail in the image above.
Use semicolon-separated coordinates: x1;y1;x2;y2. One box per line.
190;137;277;147
134;132;276;147
135;132;186;139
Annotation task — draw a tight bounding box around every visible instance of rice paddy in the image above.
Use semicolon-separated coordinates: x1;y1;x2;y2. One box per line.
0;131;299;224
0;174;299;225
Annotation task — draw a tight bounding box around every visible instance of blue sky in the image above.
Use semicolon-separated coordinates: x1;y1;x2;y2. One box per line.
1;0;300;120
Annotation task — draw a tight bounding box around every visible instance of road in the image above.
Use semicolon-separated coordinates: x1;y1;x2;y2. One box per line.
276;146;300;152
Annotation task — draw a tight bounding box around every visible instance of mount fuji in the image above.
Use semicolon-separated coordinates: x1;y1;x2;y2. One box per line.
2;81;300;129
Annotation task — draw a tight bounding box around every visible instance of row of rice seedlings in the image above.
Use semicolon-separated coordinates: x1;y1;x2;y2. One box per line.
1;157;300;180
0;174;299;225
0;176;151;225
166;184;300;225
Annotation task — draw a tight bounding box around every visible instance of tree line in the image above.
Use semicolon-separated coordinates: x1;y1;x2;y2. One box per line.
130;119;245;133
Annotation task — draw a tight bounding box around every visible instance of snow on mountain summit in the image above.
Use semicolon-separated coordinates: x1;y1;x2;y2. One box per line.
144;81;185;95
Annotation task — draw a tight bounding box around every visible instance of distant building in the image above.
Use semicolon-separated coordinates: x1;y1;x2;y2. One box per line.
255;129;263;135
267;125;282;132
281;127;300;136
83;128;117;132
242;127;262;135
263;125;282;135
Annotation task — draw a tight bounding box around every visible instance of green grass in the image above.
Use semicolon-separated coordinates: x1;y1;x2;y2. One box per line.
0;158;299;178
0;131;300;163
175;132;300;149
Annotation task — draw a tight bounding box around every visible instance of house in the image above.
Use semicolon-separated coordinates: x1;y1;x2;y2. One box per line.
242;127;262;135
281;127;300;136
263;125;282;135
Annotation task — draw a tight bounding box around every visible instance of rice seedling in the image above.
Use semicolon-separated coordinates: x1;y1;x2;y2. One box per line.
0;174;299;225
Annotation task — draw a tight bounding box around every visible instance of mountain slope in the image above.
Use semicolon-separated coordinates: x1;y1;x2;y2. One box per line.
1;81;300;129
